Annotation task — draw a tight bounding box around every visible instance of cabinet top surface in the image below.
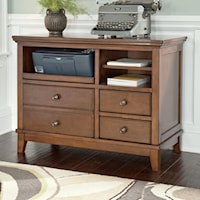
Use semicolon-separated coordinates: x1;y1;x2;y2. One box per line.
12;34;187;47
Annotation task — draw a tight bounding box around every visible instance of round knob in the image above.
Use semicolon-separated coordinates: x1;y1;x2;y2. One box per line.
52;94;60;101
120;127;128;134
51;121;59;127
119;99;127;106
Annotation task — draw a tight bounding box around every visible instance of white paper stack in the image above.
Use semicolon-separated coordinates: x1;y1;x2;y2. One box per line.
107;74;150;87
107;58;152;67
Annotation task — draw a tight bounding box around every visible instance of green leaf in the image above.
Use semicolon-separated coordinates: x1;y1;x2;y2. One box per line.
37;0;87;15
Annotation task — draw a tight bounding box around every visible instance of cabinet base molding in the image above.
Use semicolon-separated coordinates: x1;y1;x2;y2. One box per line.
17;129;181;172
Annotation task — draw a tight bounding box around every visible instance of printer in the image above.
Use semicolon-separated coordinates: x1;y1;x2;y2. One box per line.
32;49;94;77
91;0;161;38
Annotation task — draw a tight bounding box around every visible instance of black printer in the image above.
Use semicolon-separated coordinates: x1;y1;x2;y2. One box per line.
32;48;94;77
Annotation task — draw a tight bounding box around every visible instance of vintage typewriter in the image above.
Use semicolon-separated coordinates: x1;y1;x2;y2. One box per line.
91;0;161;38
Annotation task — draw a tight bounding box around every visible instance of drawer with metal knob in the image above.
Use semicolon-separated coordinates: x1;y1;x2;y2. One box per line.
100;90;151;115
23;83;94;111
23;106;94;137
100;116;151;143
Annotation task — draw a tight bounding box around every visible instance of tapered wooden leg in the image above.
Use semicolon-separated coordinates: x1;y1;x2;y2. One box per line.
173;136;181;154
150;149;161;172
18;133;27;153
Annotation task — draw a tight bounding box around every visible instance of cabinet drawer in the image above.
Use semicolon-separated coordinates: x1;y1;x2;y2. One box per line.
100;116;151;143
23;84;94;111
100;90;151;115
23;106;94;137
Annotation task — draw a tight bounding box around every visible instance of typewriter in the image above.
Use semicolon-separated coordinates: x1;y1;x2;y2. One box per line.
91;0;161;38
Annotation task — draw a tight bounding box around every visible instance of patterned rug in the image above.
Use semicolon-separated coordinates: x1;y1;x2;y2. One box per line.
0;161;200;200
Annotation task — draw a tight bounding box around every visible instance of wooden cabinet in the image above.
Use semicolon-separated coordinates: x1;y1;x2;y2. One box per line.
12;35;186;171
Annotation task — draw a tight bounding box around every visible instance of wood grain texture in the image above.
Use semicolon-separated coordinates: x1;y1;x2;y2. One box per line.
0;132;200;189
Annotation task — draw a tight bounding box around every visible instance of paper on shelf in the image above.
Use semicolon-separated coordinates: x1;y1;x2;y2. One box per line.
107;74;150;87
107;58;152;67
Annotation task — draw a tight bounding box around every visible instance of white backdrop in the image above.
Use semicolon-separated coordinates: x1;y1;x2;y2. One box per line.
7;0;200;15
0;0;11;134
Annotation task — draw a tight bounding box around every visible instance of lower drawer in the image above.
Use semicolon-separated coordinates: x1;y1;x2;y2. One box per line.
100;116;151;144
23;106;94;137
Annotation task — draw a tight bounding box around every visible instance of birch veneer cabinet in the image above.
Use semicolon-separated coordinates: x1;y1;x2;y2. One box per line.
13;35;186;171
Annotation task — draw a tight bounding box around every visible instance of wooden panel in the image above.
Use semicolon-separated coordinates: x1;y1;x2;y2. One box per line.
100;116;151;144
23;73;94;83
23;106;94;137
151;48;160;145
159;51;180;135
12;35;187;48
100;90;151;116
23;83;94;111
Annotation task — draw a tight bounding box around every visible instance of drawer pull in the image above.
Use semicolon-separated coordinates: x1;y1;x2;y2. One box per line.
119;99;127;106
52;94;61;101
120;127;128;134
51;121;59;127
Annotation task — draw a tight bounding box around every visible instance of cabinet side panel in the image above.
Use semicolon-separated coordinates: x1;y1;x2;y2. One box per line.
17;44;24;129
159;51;180;137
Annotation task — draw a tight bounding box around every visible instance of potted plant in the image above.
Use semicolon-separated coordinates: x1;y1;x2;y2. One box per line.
38;0;87;36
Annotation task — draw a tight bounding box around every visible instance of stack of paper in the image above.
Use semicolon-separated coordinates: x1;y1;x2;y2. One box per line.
107;58;152;67
107;74;150;87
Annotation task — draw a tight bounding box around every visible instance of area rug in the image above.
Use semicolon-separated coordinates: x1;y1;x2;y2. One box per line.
0;161;200;200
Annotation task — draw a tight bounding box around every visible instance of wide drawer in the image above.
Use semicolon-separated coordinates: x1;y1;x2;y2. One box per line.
100;116;151;143
100;90;151;116
23;106;94;137
23;84;94;111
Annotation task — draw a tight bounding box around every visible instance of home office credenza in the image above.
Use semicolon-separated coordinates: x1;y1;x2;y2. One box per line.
13;35;186;171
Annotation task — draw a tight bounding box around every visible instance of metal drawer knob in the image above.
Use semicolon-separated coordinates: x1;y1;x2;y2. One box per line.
119;99;127;106
120;127;128;134
52;94;60;101
51;121;59;127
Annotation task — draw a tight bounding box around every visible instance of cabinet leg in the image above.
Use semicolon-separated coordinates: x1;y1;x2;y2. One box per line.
150;150;161;172
18;133;27;153
173;136;181;154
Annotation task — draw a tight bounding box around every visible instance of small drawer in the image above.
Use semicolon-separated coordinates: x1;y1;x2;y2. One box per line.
23;84;94;111
100;116;151;144
23;106;94;137
100;90;151;116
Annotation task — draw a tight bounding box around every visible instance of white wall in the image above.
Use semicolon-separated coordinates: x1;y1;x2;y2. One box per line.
7;0;200;15
7;14;200;153
0;0;12;134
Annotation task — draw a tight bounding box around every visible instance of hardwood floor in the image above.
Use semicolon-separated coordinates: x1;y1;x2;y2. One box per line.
1;132;200;189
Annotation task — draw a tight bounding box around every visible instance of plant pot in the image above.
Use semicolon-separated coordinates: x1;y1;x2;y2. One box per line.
44;9;67;36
